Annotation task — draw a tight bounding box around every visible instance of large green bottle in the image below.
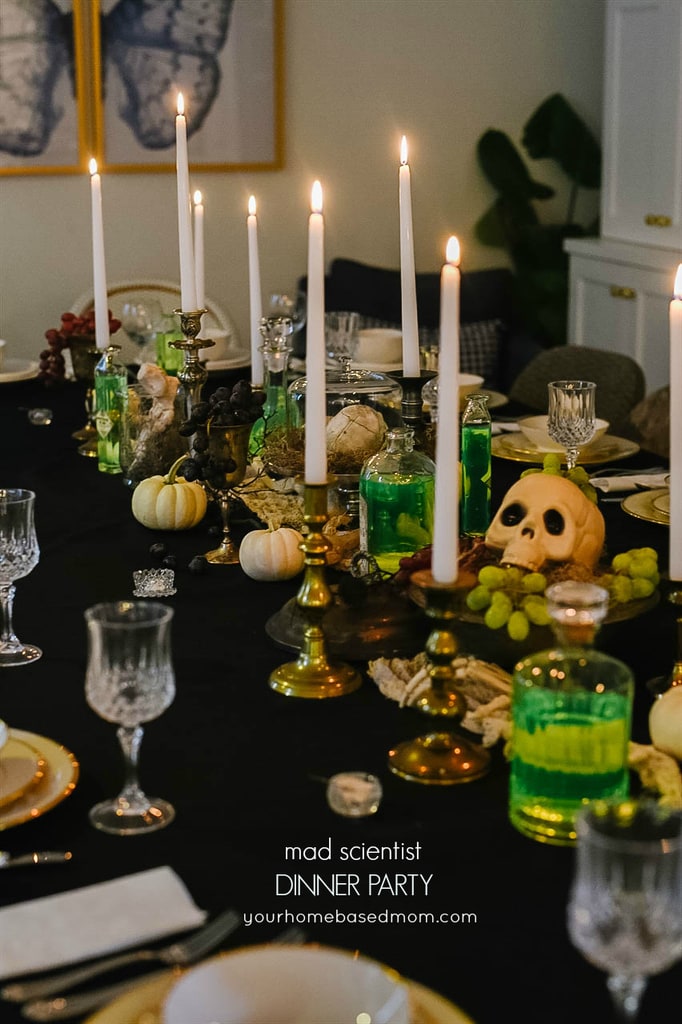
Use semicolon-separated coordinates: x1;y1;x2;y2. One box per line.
460;392;491;536
509;581;634;847
359;427;435;574
249;315;293;458
94;345;129;474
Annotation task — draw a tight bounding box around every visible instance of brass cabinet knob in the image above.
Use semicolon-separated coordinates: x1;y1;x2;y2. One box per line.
645;214;672;227
609;285;637;299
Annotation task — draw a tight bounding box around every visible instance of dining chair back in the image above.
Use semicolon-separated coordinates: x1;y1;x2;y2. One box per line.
507;345;646;434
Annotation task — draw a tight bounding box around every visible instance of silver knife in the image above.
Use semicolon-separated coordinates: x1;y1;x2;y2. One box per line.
0;852;72;869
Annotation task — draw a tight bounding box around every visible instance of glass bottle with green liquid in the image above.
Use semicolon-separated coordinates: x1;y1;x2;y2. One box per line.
509;581;634;846
249;315;293;459
94;345;129;474
359;426;435;574
460;392;491;536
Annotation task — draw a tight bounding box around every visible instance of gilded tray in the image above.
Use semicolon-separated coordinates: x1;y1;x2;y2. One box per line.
0;729;79;831
83;968;475;1024
622;487;670;526
492;432;640;465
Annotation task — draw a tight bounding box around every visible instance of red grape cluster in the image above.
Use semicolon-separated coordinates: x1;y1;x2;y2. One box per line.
39;311;122;384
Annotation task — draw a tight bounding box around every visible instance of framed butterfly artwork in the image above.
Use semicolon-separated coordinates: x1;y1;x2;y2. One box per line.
0;0;284;176
0;0;91;175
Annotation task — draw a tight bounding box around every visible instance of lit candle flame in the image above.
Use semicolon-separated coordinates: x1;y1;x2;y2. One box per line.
193;190;202;205
88;157;97;176
400;135;408;166
446;235;460;265
177;92;185;116
311;180;323;214
675;263;682;299
248;194;256;216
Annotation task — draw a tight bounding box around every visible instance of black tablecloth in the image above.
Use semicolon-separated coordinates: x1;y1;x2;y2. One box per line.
0;376;679;1024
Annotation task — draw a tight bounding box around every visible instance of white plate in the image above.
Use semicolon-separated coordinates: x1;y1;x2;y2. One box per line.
163;945;410;1024
83;970;474;1024
353;360;404;373
205;355;251;372
0;358;40;383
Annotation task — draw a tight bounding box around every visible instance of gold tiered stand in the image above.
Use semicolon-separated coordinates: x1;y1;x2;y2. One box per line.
269;482;361;699
388;569;491;784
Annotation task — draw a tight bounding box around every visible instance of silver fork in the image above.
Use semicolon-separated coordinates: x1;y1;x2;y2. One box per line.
2;908;241;1004
18;921;304;1022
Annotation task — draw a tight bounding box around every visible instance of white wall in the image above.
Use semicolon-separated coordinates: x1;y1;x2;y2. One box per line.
0;0;605;362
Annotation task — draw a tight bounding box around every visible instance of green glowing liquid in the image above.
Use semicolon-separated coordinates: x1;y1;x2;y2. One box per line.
359;473;434;574
95;370;128;475
460;422;491;536
509;687;631;845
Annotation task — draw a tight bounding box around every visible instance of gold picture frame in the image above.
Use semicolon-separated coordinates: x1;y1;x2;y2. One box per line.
0;0;284;176
0;0;91;176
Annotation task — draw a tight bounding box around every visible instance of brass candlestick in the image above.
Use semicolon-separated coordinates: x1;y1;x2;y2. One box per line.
388;569;491;784
170;308;213;419
69;336;100;457
269;482;362;699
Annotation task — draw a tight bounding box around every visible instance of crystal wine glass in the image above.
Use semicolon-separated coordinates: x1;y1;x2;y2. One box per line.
84;601;176;835
547;379;596;470
267;291;307;343
0;489;41;667
120;299;163;364
567;798;682;1022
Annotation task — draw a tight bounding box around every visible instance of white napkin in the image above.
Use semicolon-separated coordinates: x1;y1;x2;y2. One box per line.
0;865;206;980
491;421;519;435
589;473;669;493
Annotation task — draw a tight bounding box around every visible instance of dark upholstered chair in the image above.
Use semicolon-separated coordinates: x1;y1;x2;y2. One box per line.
507;345;646;434
297;258;544;391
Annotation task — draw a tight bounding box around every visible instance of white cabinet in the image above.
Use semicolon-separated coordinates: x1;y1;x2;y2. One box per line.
566;238;679;391
601;0;682;249
565;0;682;392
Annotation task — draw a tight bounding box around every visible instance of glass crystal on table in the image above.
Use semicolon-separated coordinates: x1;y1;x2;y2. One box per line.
84;601;176;835
567;799;682;1021
132;568;176;598
326;772;383;817
0;489;42;667
547;379;596;470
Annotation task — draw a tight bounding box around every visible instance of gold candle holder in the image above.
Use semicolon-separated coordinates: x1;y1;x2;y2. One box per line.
170;308;213;418
388;569;491;784
269;482;361;699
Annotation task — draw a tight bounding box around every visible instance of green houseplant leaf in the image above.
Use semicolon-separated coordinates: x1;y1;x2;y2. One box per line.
522;93;601;189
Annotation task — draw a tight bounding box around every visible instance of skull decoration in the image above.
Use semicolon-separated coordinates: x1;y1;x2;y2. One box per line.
485;474;605;572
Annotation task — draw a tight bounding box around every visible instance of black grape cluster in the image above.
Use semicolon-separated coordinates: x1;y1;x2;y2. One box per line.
178;380;265;488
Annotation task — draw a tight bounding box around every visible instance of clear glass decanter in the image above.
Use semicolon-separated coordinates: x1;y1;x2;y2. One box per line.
460;392;491;537
359;426;435;574
509;581;634;846
95;345;129;475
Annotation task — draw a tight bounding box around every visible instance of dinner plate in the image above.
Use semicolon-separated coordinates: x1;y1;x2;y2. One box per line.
0;358;40;384
82;970;475;1024
0;729;79;831
0;736;46;809
622;487;670;526
479;388;507;411
492;432;640;465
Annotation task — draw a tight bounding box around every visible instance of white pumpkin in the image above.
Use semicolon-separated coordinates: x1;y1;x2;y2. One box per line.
326;404;386;456
239;526;305;581
649;685;682;761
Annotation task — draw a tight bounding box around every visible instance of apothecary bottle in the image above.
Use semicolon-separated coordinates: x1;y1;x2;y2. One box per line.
509;581;634;847
460;392;491;536
249;315;293;458
154;312;184;376
359;426;435;574
94;345;129;475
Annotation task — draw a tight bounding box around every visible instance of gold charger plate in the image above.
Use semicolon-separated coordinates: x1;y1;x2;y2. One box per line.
0;729;79;831
83;969;475;1024
492;432;640;465
0;736;46;809
622;487;670;526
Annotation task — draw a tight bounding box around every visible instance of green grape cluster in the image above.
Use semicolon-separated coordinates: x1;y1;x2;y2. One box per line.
465;564;551;642
596;547;660;604
520;454;598;504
